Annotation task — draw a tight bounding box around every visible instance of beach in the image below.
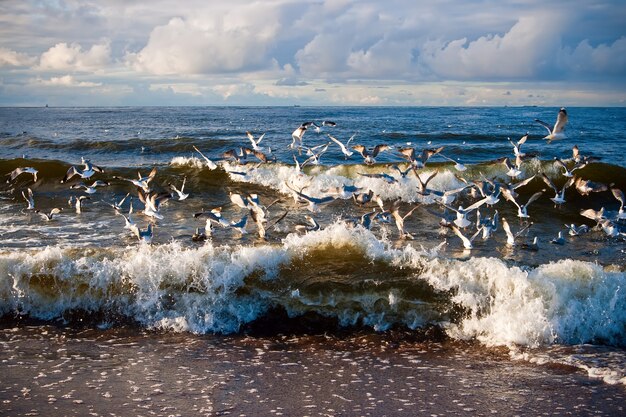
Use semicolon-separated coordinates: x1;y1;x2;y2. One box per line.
1;322;625;417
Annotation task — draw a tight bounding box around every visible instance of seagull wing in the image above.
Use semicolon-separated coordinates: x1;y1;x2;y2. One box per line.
371;144;390;158
553;109;568;134
534;119;553;135
193;145;218;170
540;174;558;193
525;191;543;207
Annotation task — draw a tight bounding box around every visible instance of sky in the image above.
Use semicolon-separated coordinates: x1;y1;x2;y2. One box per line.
1;0;625;106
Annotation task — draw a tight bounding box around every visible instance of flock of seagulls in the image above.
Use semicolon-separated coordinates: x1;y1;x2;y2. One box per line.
2;107;625;251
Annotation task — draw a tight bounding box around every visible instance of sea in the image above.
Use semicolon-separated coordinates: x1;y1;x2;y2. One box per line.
0;106;625;416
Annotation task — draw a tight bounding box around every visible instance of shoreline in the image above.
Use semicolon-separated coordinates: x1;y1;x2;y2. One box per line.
1;324;624;417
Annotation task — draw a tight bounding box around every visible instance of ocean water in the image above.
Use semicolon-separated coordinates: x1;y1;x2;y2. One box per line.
1;106;625;398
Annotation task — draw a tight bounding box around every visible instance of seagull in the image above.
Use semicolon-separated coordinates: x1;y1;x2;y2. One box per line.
192;227;207;242
37;207;62;221
399;146;444;168
246;131;266;151
169;177;189;201
535;107;568;143
352;144;390;165
70;180;109;194
290;122;314;149
358;172;397;184
352;190;374;206
6;167;38;183
114;168;157;192
138;189;170;220
571;145;600;165
251;149;273;164
610;185;625;219
439;154;466;171
322;120;337;127
501;189;543;219
117;200;136;230
442;197;489;228
476;209;499;240
501;156;522;179
229;215;248;235
22;188;35;210
391;164;412;179
575;177;607;196
501;174;536;200
564;223;589;236
131;222;154;244
222;148;247;164
194;207;230;228
508;133;528;157
415;170;439;196
285;183;335;213
540;174;574;206
192;145;218;170
521;236;539;251
72;195;90;214
599;220;624;237
471;177;502;205
430;185;471;206
580;207;606;224
229;192;250;209
553;158;585;178
501;217;532;246
550;231;565;245
105;193;131;213
390;200;419;239
295;215;321;233
61;159;104;183
328;134;355;158
449;224;483;250
302;142;330;167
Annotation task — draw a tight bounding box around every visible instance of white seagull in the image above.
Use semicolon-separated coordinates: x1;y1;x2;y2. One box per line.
22;188;35;210
61;159;104;183
246;131;266;151
535;108;568;143
328;134;355;159
6;167;38;183
501;189;543;219
192;145;218;170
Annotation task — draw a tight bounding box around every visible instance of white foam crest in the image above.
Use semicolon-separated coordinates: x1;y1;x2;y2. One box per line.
169;156;205;169
509;345;626;386
282;221;390;260
0;242;290;333
224;161;465;204
411;255;626;348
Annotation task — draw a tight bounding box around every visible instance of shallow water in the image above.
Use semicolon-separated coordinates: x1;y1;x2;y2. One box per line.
1;324;625;417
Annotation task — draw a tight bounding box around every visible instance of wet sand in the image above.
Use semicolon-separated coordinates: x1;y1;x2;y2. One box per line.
1;324;624;417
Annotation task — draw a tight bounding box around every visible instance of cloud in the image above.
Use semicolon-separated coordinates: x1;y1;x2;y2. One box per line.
0;47;36;67
275;77;309;86
38;41;111;72
128;3;283;75
419;14;564;80
559;37;626;76
35;75;102;87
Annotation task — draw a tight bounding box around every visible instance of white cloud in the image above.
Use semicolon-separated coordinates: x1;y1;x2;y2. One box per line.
38;41;111;72
420;14;564;80
35;75;102;87
128;2;283;75
149;83;205;96
559;37;626;76
0;47;36;67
